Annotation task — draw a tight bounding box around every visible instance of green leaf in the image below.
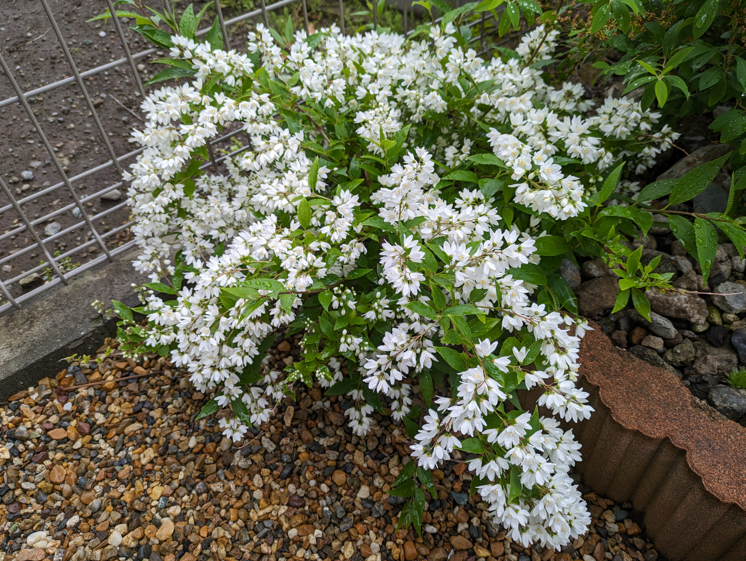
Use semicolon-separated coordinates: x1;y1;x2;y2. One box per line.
637;178;677;201
205;18;223;50
664;47;694;72
435;347;466;372
547;273;578;314
622;75;656;96
298;198;312;229
508;466;522;502
420;370;434;404
393;461;416;486
231;398;253;426
693;0;719;39
145;67;196;85
669;152;731;205
599;206;654;236
417;466;437;495
591;2;611;33
144;281;177;295
664;75;689;99
668;215;698;256
179;3;197;37
736;57;746;89
699;67;724;90
535;236;571;256
479;177;506;199
630;288;651;321
694;217;718;285
612;289;631;313
467;153;506;167
458;438;485;454
389;479;415;497
308;157;319;191
405;301;439;320
196;398;219;420
720;222;746;259
597;162;625;204
279;293;295;313
326;377;359;396
637;60;658;76
444;170;479;183
445;304;483;316
430;282;447;310
654;79;669;107
507;263;547;285
112;300;133;322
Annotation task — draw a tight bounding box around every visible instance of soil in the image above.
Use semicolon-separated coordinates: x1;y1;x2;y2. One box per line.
0;0;424;308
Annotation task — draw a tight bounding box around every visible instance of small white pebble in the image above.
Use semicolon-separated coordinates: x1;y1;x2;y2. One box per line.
108;532;122;547
63;402;72;411
288;528;298;539
99;31;106;37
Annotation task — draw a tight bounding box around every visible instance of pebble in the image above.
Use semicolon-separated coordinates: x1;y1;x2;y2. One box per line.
712;281;746;314
21;170;34;180
44;222;61;237
0;337;663;561
100;188;123;201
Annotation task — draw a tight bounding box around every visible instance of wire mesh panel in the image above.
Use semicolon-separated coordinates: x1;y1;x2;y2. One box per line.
0;0;517;316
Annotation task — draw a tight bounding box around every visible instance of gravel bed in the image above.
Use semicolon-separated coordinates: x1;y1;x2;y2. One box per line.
0;335;662;561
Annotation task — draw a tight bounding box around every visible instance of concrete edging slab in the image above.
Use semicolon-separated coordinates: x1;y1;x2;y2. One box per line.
0;249;148;401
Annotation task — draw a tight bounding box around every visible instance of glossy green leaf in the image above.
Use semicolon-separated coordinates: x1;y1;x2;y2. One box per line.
669;152;731;205
694;217;718;285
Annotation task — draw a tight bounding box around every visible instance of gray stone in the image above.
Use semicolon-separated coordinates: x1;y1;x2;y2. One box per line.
14;424;29;440
72;208;82;220
21;170;34;181
628;345;681;377
30;161;43;169
694;341;739;375
100;189;122;201
709;257;732;287
641;251;678;278
559;259;581;288
629;309;677;339
646;288;708;325
44;222;61;237
641;335;664;351
19;273;43;290
732;329;746;365
663;339;695;368
693;183;728;215
657;144;732;184
733;256;746;273
708;386;746;421
712;282;746;314
581;258;609;279
573;276;620;318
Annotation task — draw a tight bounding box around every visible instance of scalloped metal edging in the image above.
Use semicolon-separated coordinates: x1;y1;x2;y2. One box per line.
574;327;746;561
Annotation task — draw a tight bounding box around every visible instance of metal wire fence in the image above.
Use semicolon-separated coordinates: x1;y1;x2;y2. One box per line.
0;0;515;316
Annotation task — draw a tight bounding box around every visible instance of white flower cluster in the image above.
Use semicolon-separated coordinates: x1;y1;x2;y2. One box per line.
124;22;676;547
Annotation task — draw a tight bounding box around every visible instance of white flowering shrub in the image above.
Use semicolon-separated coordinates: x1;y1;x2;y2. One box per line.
108;7;705;548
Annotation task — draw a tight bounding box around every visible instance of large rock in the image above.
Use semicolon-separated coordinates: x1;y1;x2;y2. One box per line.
646;288;708;325
559;258;581;288
663;339;695;368
708;386;746;421
693;340;739;375
657;144;732;186
732;329;746;364
628;345;681;377
693;183;728;215
574;276;620;318
628;309;677;339
712;282;746;314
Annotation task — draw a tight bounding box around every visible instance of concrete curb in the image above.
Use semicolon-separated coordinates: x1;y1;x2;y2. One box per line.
0;249;149;402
